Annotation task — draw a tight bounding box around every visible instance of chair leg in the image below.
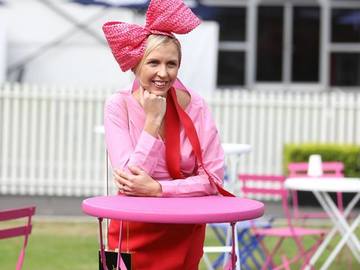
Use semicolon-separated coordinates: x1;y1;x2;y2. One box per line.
271;235;323;270
202;254;216;270
300;235;325;270
260;237;284;270
281;255;291;270
292;190;300;219
337;192;344;214
238;231;264;270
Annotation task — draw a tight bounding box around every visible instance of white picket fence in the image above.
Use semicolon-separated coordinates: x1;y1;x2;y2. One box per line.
1;83;359;196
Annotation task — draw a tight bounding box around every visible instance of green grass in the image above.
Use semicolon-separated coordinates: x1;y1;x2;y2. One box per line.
0;219;98;270
0;219;359;270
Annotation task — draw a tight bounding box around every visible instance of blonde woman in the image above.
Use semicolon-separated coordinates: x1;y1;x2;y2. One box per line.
103;1;231;269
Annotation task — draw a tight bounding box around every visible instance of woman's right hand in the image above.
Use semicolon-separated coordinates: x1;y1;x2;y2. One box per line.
139;86;167;124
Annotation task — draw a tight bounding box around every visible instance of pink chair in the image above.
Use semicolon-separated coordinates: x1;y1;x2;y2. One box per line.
239;174;326;270
0;206;36;270
288;161;344;219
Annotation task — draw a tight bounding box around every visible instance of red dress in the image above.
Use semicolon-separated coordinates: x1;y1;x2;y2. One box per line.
108;220;206;270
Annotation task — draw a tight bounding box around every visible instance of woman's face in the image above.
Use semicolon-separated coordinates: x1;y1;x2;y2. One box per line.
136;41;180;97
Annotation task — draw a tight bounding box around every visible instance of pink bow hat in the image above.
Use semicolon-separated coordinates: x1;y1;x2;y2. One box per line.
102;0;201;72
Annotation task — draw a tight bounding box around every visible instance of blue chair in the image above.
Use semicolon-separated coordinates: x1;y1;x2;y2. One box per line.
203;167;274;270
206;218;274;270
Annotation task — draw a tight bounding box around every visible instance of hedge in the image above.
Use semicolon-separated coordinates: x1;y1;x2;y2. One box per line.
283;143;360;177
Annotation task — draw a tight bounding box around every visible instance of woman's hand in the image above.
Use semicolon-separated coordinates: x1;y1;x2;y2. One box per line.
113;166;162;197
138;86;166;137
139;86;166;124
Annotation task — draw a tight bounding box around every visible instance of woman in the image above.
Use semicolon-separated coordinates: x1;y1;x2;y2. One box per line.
103;0;231;269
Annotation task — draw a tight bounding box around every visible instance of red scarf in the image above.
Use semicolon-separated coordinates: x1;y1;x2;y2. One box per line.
164;87;234;197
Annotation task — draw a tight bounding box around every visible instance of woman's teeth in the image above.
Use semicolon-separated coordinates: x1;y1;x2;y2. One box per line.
153;81;166;87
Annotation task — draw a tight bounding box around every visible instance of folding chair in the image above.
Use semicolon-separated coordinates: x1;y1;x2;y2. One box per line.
204;218;274;270
239;174;326;270
288;161;344;220
203;169;273;270
0;206;36;270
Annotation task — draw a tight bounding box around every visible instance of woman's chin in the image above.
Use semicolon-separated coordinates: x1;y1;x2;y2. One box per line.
148;88;170;97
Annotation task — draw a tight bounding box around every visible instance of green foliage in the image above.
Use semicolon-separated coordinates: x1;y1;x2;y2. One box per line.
283;143;360;177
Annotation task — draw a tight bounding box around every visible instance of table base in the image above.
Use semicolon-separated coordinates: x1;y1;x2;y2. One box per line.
98;218;238;270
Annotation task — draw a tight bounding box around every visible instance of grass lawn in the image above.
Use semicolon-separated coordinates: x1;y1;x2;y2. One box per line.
0;219;359;270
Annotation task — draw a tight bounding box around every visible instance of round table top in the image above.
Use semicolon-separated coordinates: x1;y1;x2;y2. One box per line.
285;177;360;193
222;143;252;156
82;195;264;224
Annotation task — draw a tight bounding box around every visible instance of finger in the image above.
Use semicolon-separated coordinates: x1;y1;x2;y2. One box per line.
115;181;124;192
128;165;145;176
114;178;133;194
147;91;159;99
114;169;132;180
113;173;127;186
156;96;166;102
113;171;133;187
143;89;150;100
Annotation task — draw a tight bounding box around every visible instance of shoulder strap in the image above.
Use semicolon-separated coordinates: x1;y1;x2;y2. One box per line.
165;88;235;197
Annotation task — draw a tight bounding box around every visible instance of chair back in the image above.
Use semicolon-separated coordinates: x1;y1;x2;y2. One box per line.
239;174;291;223
288;161;345;219
322;162;344;177
0;206;36;270
287;163;308;177
288;161;344;177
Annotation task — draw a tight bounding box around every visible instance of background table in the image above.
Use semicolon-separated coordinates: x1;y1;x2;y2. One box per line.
285;177;360;270
82;195;264;270
222;143;252;194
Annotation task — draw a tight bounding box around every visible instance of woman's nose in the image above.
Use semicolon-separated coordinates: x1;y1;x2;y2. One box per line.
157;65;167;77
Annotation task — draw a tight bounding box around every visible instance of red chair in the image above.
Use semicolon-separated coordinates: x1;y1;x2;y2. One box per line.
239;174;326;270
0;206;36;270
288;161;344;219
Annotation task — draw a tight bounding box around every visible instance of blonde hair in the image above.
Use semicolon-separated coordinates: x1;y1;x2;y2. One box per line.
133;34;182;74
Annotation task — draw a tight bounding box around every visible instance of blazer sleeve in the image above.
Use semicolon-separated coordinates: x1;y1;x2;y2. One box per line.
104;93;165;175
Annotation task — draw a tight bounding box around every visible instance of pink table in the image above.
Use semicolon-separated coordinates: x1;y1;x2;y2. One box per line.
82;195;264;270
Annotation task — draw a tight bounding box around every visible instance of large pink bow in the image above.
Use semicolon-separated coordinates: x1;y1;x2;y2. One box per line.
102;0;201;72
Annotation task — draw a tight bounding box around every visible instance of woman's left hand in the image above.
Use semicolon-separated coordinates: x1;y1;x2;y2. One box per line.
113;166;162;197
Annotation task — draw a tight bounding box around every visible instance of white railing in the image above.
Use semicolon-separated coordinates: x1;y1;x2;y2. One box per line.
1;83;359;196
0;83;113;196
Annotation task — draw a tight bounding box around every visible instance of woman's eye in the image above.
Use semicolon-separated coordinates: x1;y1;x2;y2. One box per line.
147;60;158;66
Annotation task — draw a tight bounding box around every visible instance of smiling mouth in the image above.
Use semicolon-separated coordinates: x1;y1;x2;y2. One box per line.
153;80;167;88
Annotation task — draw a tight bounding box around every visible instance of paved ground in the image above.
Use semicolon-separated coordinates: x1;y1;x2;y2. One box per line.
0;195;87;216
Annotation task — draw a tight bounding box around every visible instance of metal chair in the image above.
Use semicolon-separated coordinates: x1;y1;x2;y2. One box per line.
288;161;344;220
202;169;273;270
240;174;326;270
0;206;36;270
204;218;273;270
